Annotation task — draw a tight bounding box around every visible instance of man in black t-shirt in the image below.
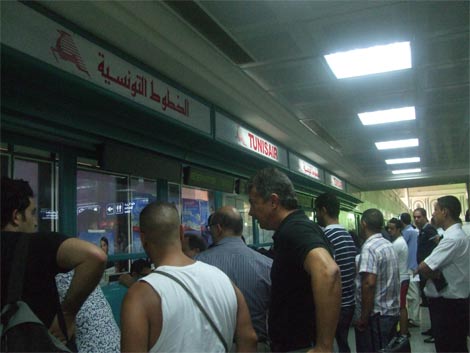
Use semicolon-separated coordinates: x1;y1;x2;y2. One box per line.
247;168;341;353
1;177;106;343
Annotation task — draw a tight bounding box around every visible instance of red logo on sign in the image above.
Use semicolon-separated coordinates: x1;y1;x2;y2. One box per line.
51;30;90;76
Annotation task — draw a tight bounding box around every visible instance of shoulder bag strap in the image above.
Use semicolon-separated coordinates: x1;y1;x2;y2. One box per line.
154;270;228;352
6;233;30;304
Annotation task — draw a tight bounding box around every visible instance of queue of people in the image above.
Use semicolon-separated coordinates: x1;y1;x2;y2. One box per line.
1;171;469;353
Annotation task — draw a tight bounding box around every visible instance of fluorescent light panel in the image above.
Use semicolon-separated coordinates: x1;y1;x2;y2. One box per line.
392;168;422;174
324;41;412;79
385;157;420;164
375;138;419;150
358;106;415;125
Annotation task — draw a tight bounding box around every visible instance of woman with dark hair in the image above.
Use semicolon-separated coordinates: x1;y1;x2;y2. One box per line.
100;236;114;269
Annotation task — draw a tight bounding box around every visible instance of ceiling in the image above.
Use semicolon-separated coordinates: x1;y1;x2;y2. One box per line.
38;1;469;191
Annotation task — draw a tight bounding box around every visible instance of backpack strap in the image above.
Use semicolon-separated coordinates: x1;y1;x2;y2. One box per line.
6;233;31;304
5;233;72;346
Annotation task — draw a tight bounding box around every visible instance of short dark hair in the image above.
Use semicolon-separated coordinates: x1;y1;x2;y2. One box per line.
414;207;427;218
211;207;243;234
361;208;384;233
247;168;298;210
400;213;411;225
100;236;109;246
437;196;462;222
1;177;34;230
185;233;207;252
314;193;340;218
140;202;179;234
388;217;403;230
130;259;151;275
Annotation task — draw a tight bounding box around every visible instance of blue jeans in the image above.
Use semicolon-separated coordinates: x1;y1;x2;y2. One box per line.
355;314;399;353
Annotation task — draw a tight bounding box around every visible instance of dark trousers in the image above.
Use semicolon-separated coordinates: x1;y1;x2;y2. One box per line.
336;306;355;353
355;314;399;353
428;297;469;353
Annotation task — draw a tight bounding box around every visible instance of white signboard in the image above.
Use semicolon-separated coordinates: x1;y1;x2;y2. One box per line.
236;126;279;162
298;159;320;180
215;112;288;166
1;2;211;134
330;175;344;190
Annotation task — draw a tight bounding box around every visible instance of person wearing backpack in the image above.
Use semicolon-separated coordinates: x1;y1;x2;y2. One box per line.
1;177;106;349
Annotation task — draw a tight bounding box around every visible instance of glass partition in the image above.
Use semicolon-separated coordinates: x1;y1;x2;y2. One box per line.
14;157;56;232
77;170;157;257
181;186;214;246
258;224;274;245
77;169;129;274
223;194;254;244
129;177;157;253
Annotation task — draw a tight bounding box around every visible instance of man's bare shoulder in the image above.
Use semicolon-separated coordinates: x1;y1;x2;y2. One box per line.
124;280;160;306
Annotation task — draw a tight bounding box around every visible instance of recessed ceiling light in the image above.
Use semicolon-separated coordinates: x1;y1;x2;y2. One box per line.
375;138;419;150
358;106;415;125
385;157;421;164
392;168;422;174
324;41;412;79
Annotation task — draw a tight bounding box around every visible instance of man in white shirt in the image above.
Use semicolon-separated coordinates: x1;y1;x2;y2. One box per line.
387;218;410;341
399;213;420;327
121;202;257;352
418;196;469;353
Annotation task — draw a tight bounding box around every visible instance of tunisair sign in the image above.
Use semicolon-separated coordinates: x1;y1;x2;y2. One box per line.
237;127;279;161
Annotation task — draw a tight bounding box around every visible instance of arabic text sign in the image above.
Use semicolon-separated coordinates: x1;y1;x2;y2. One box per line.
1;2;211;134
330;175;344;190
299;160;320;180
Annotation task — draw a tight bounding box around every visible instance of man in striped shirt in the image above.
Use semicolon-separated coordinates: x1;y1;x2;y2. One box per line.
195;206;273;348
354;209;400;353
315;193;357;353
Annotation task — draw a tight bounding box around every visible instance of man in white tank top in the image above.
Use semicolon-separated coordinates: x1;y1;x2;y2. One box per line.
121;202;257;353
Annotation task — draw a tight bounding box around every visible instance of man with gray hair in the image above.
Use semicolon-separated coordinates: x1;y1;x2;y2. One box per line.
247;168;341;353
196;205;272;350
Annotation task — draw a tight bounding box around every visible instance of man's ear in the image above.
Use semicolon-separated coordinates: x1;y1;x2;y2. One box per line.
270;193;280;208
360;220;366;230
11;209;22;227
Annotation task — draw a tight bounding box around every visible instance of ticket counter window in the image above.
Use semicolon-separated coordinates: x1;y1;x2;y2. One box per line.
14;158;56;232
168;182;181;214
129;177;157;254
305;210;315;221
76;170;129;268
223;195;254;244
339;212;357;233
258;226;274;245
181;186;214;246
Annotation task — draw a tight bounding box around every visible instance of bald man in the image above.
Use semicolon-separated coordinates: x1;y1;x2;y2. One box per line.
121;202;257;353
196;206;273;349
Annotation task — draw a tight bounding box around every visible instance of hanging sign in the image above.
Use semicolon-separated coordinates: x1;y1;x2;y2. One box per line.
1;2;211;133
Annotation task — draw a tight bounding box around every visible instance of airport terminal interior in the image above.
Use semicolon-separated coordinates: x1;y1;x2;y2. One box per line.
1;1;469;352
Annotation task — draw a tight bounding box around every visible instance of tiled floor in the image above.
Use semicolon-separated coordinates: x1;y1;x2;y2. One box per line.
345;306;469;353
